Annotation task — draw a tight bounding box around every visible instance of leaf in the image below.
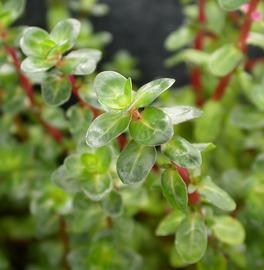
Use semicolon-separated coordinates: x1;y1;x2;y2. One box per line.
156;210;185;236
101;190;123;217
116;141;156;184
211;216;245;245
175;215;208;264
162;136;202;169
59;49;101;75
198;177;236;211
129;107;173;146
79;173;112;201
193;143;216;153
161;168;188;211
94;71;132;110
50;18;81;52
230;105;264;129
132;78;175;108
21;57;57;73
20;27;56;58
161;106;203;125
86;111;131;148
41;74;71;106
209;44;243;77
170;248;189;268
218;0;247;11
194;101;224;142
165;27;194;51
0;0;26;26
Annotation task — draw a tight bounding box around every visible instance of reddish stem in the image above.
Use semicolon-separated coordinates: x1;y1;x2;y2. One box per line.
5;46;64;142
59;218;70;270
212;0;260;101
191;0;206;107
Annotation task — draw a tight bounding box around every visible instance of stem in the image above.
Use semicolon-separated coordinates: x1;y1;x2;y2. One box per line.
212;0;260;101
191;0;206;106
5;46;64;142
59;217;70;270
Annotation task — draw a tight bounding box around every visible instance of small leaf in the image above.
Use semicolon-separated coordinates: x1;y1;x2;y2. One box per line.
156;210;186;236
41;74;71;106
165;27;194;51
79;173;112;201
133;78;175;108
195;101;224;142
198;177;236;211
59;49;101;75
193;143;216;153
116;141;156;184
162;136;202;169
211;216;245;245
21;57;57;73
175;215;208;264
161;106;203;125
129;107;173;146
218;0;247;11
20;27;56;58
247;32;264;50
161;168;188;211
86;111;131;148
50;18;81;52
94;71;132;110
209;44;243;77
101;190;123;217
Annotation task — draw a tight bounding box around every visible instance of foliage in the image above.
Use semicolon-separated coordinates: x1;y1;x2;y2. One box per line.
0;0;263;269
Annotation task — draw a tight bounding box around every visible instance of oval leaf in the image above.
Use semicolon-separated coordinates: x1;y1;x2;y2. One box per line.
133;78;175;108
86;111;131;148
218;0;247;11
175;215;208;264
94;71;132;110
101;190;123;217
129;107;174;146
209;45;243;77
42;74;71;106
116;141;156;184
161;168;188;211
212;216;245;245
198;177;236;211
162;136;202;169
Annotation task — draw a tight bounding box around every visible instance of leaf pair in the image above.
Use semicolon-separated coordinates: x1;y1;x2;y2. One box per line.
20;19;101;75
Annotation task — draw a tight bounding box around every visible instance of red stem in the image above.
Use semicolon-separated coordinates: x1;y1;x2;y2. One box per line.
191;0;206;107
212;0;260;101
5;46;64;142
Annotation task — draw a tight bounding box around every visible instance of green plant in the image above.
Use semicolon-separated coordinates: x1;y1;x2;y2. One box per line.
0;0;263;269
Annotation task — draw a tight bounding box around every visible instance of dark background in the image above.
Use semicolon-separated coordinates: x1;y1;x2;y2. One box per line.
20;0;187;85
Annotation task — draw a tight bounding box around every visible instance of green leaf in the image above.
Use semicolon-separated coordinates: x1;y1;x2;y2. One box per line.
161;106;203;125
20;27;56;58
41;74;71;106
21;57;57;73
94;71;132;110
198;177;236;211
86;111;131;148
0;0;26;26
218;0;247;11
79;173;112;201
59;49;101;75
156;210;185;236
209;44;243;77
161;168;188;211
195;101;224;142
165;27;194;51
230;105;264;129
116;141;156;184
50;18;81;52
129;107;173;146
101;190;123;217
211;216;245;245
247;32;264;50
170;248;188;268
193;143;216;153
162;136;202;169
132;78;175;108
175;215;208;264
